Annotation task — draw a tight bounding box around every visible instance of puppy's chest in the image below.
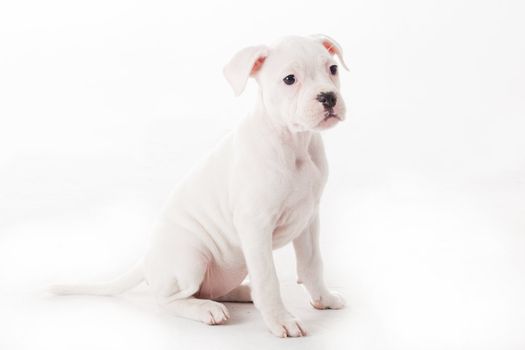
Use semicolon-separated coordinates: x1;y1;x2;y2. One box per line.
272;157;324;248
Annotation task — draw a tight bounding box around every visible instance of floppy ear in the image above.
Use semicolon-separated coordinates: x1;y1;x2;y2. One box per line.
311;34;349;71
223;45;269;96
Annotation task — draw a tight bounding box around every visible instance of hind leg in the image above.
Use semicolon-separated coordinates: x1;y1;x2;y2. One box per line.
160;295;230;325
145;232;231;325
152;263;232;325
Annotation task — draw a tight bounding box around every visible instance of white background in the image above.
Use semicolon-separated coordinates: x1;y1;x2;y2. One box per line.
1;0;524;349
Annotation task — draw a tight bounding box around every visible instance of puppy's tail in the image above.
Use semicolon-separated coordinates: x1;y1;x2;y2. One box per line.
48;259;144;296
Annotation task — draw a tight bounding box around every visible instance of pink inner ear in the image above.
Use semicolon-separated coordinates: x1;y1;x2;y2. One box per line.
322;41;337;55
250;57;265;75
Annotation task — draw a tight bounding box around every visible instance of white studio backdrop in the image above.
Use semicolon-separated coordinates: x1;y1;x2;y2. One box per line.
1;1;524;349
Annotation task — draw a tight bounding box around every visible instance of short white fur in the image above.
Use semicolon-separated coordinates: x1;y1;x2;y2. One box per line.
50;34;349;338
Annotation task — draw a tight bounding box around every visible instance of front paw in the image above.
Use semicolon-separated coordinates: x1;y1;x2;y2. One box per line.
311;291;345;310
263;312;307;338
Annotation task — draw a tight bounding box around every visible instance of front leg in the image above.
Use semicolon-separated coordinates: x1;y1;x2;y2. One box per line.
236;217;306;337
293;213;345;310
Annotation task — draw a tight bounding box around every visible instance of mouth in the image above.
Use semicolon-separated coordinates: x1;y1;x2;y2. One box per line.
323;111;340;121
315;111;341;130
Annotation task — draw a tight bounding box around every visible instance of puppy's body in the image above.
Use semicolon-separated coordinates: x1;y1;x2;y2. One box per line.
146;111;326;299
52;35;348;337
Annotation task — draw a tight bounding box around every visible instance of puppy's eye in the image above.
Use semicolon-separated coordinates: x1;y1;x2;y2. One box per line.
283;74;296;85
330;65;338;75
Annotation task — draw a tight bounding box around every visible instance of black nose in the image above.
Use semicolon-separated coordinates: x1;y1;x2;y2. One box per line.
316;91;337;109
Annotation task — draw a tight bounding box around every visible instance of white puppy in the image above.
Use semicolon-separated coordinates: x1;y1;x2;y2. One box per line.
51;34;349;338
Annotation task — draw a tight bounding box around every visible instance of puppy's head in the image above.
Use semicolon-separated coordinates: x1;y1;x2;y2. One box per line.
224;34;348;132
